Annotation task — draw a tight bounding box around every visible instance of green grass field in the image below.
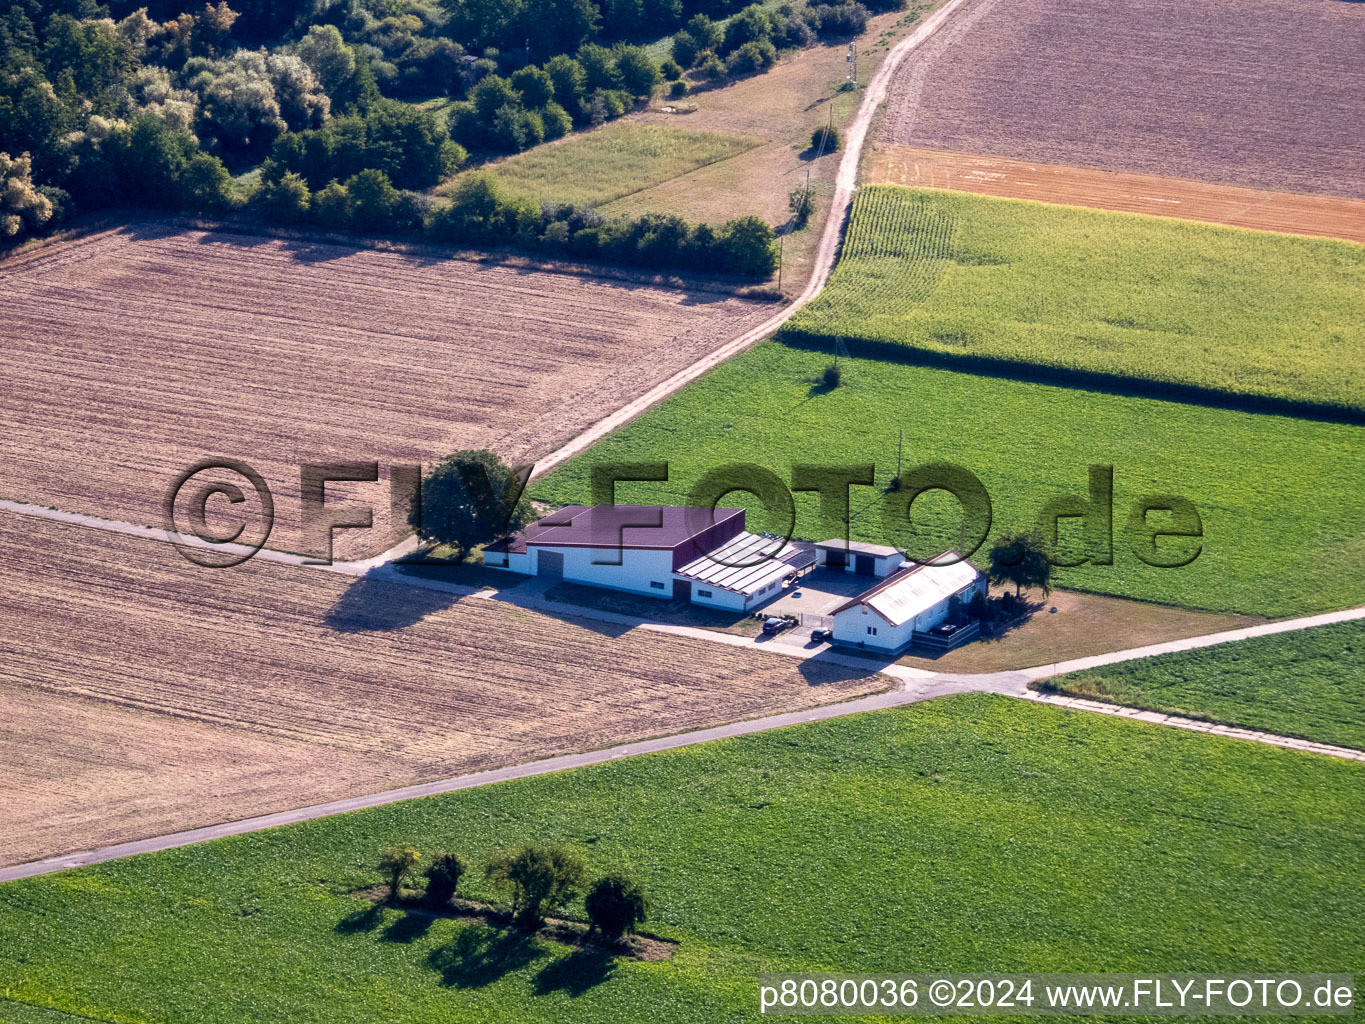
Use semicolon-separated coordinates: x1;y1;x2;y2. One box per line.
531;343;1365;618
446;124;763;208
1042;621;1365;749
1;694;1360;1023
785;187;1365;413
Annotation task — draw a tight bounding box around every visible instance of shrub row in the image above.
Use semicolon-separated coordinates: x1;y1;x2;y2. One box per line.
249;168;777;278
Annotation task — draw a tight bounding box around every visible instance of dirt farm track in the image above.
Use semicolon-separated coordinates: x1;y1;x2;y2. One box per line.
883;0;1365;201
0;513;886;868
0;223;772;560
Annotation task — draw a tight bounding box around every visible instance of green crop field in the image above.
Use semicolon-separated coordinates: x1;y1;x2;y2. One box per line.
444;124;763;208
1042;621;1365;749
1;694;1361;1023
785;187;1365;413
531;344;1365;618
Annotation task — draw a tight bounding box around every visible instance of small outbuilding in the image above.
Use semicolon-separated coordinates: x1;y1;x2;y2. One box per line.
828;552;986;654
814;539;907;578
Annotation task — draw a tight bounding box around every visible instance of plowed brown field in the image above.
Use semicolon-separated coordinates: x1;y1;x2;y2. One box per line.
882;0;1365;200
866;146;1365;244
0;222;772;560
0;512;886;867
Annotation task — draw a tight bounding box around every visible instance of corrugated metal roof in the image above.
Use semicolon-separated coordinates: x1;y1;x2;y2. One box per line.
676;532;801;595
834;554;980;626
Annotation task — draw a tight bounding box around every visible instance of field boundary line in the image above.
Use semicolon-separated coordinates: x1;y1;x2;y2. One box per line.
526;0;981;482
1015;691;1365;763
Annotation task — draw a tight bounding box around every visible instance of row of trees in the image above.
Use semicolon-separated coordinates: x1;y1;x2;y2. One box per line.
244;170;777;277
380;842;650;939
429;173;777;276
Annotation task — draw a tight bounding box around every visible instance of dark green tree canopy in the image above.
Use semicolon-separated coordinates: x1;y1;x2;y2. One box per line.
409;449;533;563
585;873;649;939
484;844;587;927
987;531;1053;598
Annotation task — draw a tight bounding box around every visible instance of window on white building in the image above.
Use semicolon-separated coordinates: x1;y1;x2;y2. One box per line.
650;581;665;590
867;626;878;636
698;589;713;598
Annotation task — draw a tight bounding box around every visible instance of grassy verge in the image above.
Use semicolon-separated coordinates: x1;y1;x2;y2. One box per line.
1038;620;1365;749
785;187;1365;413
531;342;1364;618
441;124;764;208
0;694;1360;1023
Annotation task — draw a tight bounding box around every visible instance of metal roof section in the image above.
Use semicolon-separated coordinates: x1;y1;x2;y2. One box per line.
516;505;745;550
832;552;980;626
675;532;803;595
814;539;905;557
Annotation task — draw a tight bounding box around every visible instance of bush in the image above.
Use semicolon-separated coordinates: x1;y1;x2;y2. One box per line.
811;124;841;153
822;362;842;388
484;844;587;928
344;168;408;233
511;65;554;108
311;181;350;229
699;53;726;81
423;853;467;907
716;215;777;277
426;173;521;245
671;29;701;68
585;873;649;939
788;184;814;227
614;44;661;96
541;101;574;140
250;170;310;223
378;845;421;901
726;39;777;76
813;1;868;37
669;79;689;98
660;59;683;80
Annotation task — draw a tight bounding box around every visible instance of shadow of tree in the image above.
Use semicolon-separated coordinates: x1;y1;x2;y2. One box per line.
324;572;459;633
533;948;617;997
382;911;435;944
425;924;545;988
335;903;385;934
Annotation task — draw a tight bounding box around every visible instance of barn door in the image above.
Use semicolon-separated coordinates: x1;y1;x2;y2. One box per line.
855;554;875;575
537;551;564;578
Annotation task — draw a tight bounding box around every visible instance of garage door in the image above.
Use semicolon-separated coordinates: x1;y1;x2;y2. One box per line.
855;554;875;575
537;551;564;578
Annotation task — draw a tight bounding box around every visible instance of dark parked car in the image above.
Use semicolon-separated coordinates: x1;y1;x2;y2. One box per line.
810;628;832;643
761;617;788;636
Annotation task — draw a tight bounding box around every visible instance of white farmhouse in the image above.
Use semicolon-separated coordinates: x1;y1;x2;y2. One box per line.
828;553;986;654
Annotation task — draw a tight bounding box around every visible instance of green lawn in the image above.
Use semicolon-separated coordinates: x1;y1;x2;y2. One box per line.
785;187;1365;413
1;694;1361;1023
531;342;1364;618
1042;620;1365;749
446;123;764;208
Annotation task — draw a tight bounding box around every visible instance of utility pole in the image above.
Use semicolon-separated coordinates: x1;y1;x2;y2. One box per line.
846;43;858;89
777;232;784;291
896;428;903;481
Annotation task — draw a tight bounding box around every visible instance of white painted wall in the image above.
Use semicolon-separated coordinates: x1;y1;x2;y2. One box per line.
534;545;676;597
689;585;747;612
483;548;532;574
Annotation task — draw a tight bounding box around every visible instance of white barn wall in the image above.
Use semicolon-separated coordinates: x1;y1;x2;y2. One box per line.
536;546;676;597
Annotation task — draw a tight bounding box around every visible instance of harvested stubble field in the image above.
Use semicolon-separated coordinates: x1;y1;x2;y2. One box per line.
0;222;773;560
0;512;886;868
882;0;1365;199
867;145;1365;246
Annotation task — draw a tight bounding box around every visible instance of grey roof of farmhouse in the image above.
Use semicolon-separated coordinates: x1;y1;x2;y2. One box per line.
814;539;904;557
512;505;745;551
